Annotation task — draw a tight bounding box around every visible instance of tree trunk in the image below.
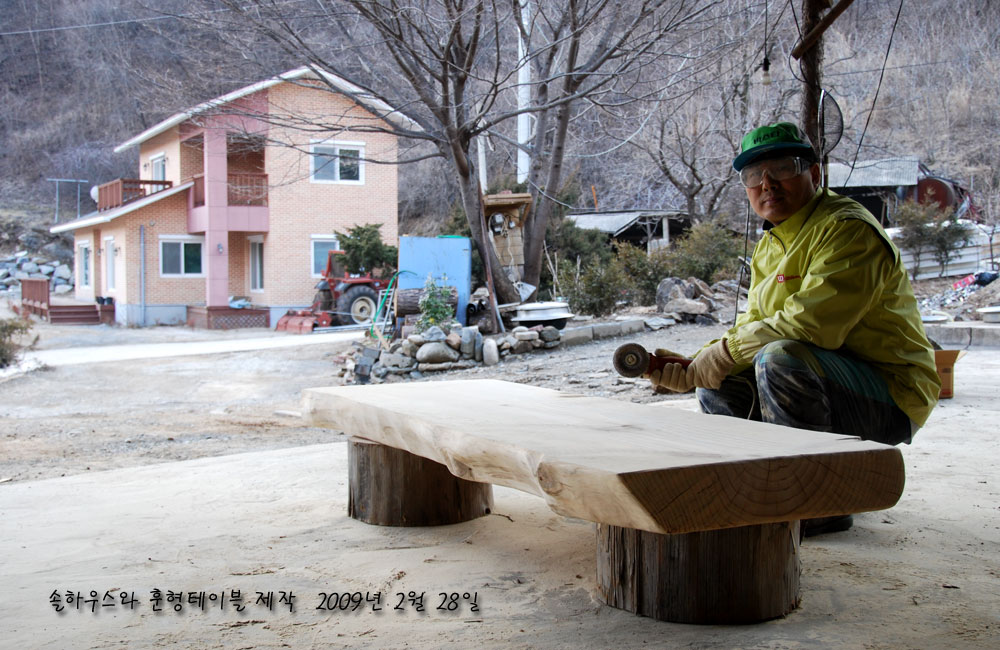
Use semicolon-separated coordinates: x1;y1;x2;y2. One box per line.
395;287;458;317
800;0;825;148
596;521;801;624
347;437;493;526
456;166;520;305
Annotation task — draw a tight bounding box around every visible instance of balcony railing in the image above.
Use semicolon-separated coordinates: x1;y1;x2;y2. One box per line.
228;172;268;206
189;173;267;208
97;179;173;212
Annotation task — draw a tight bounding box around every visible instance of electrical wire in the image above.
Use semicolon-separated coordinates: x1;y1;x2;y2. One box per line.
843;0;905;187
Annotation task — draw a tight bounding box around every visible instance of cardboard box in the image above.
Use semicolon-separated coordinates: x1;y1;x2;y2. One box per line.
934;350;967;399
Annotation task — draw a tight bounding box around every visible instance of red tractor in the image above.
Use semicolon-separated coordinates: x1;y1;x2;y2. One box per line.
275;250;392;333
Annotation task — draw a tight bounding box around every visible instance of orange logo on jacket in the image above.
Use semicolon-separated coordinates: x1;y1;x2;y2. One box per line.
776;274;802;283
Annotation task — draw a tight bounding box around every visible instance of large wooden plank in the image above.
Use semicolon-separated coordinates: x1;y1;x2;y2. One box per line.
302;379;904;535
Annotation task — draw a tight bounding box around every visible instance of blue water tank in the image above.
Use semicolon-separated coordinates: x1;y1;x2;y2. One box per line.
397;236;472;325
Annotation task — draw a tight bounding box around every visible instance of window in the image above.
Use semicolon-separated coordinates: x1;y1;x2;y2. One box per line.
310;142;364;183
160;237;204;276
150;154;166;182
249;238;264;291
104;237;115;290
78;243;91;287
311;236;340;276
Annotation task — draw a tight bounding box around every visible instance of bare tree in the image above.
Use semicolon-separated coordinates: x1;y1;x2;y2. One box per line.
191;0;723;303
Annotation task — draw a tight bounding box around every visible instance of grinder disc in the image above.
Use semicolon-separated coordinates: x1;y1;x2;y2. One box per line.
612;343;649;378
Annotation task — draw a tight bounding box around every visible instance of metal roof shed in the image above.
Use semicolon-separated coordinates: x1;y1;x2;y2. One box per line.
566;210;689;251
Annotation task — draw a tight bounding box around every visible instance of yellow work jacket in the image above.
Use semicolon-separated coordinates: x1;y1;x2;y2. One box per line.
724;189;940;427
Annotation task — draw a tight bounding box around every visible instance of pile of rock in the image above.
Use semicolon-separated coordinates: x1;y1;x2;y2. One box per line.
0;251;75;294
656;276;743;325
337;322;563;384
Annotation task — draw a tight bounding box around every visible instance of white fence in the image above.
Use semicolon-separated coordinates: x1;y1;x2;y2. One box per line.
886;222;998;280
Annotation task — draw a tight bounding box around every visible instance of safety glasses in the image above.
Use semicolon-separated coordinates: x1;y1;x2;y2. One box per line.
738;156;810;188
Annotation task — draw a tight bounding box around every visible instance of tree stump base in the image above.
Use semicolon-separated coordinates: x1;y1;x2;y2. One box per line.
596;521;801;624
347;437;494;526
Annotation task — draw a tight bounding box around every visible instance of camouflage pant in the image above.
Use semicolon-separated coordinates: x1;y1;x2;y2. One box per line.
696;340;913;446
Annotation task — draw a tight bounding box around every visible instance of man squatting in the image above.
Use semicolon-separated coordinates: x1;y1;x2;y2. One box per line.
649;122;941;536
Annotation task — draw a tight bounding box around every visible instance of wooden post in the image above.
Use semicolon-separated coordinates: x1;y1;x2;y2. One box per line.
347;437;493;526
596;521;801;624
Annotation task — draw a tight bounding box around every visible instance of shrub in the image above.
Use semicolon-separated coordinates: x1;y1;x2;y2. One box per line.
557;255;634;317
894;200;972;279
336;224;398;274
664;219;742;284
416;274;457;332
614;243;673;305
0;316;33;368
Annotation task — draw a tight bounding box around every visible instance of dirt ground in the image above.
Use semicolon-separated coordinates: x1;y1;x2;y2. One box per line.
0;303;720;484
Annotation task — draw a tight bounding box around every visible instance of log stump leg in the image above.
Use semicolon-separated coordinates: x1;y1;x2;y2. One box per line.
596;521;801;624
347;437;493;526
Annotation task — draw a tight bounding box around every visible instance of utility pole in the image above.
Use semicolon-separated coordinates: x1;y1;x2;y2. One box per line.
516;0;533;184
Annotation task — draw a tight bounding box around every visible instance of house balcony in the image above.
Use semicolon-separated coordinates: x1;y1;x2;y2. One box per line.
188;172;269;234
97;179;173;211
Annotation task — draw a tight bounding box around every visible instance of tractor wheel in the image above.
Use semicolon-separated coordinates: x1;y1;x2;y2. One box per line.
337;286;379;325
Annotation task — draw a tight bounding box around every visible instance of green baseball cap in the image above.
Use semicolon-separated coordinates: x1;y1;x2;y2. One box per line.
733;122;816;171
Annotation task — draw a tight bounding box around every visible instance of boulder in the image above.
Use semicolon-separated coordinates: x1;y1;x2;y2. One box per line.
662;298;708;315
656;278;695;311
460;326;478;357
644;317;676;330
407;334;426;347
416;341;460;364
514;330;539;342
40;240;74;263
53;264;73;280
379;352;416;372
482;338;500;366
417;361;455;372
512;340;534;354
445;331;462;350
539;326;560;342
687;277;714;299
20;261;39;274
53;285;74;295
422;325;447;342
400;339;419;357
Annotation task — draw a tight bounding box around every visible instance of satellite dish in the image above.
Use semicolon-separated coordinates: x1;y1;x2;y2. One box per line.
89;185;100;203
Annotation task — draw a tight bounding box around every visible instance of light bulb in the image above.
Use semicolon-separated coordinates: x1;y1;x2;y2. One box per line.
761;57;772;86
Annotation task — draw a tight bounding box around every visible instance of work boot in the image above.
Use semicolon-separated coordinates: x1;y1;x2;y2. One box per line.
802;514;854;538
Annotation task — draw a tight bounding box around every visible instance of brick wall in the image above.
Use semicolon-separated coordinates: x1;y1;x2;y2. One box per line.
259;82;399;306
139;128;183;184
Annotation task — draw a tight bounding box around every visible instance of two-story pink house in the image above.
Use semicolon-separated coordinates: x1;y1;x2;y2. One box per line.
52;66;413;328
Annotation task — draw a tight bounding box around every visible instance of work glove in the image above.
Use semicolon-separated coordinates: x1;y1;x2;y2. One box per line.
649;362;693;393
686;339;735;390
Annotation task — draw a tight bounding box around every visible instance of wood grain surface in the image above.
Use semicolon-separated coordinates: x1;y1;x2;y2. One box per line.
303;379;905;534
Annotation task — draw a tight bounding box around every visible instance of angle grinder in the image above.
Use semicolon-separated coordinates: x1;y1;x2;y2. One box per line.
612;342;691;378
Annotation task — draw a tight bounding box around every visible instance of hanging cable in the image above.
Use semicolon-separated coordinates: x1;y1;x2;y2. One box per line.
843;0;904;186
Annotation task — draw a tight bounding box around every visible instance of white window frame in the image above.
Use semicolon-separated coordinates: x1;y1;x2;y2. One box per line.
104;236;115;291
309;140;365;185
77;241;91;288
150;152;167;182
249;235;264;292
159;234;205;278
311;234;341;277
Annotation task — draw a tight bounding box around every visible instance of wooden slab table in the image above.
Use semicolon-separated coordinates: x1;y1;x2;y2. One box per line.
302;379;904;624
